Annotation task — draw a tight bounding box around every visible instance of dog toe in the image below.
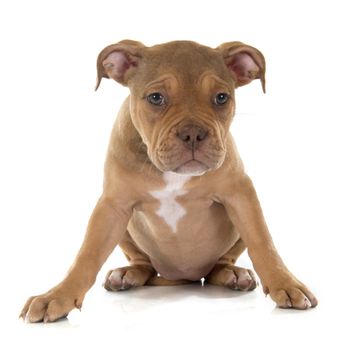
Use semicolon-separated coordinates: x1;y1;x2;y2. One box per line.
227;266;257;291
104;268;126;291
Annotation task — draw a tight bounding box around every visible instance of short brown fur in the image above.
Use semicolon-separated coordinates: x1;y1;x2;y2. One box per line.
21;40;317;323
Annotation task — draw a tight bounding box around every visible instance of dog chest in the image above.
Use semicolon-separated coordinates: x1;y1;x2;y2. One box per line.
149;172;192;233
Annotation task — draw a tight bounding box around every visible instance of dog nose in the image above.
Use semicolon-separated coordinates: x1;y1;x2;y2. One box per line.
177;125;208;149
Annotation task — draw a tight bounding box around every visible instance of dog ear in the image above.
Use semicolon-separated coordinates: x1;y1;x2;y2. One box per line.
217;42;266;93
95;40;146;90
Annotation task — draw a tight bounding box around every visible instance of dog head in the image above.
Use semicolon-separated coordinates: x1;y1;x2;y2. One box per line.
96;40;265;176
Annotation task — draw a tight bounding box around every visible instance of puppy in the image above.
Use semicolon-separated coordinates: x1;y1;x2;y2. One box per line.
21;40;317;322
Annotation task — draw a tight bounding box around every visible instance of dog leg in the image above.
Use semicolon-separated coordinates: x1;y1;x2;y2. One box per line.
20;197;131;322
205;239;257;291
206;264;257;291
221;175;318;309
104;231;196;289
104;231;157;291
104;265;156;291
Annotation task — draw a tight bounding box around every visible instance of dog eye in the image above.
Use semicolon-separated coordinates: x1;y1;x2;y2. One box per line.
147;93;166;106
214;93;229;105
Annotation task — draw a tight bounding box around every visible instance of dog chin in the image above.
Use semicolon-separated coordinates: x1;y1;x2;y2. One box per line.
173;160;209;176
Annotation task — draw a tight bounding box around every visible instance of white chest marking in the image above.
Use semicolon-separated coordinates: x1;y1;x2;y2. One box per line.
150;172;192;233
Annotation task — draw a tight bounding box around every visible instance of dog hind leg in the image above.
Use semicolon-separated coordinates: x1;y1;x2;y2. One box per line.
205;239;258;291
104;231;157;291
104;231;194;290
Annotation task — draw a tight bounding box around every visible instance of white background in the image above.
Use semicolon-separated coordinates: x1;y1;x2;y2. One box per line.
1;0;349;348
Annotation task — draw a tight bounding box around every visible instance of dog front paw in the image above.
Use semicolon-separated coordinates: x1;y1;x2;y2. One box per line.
264;276;318;310
20;286;84;323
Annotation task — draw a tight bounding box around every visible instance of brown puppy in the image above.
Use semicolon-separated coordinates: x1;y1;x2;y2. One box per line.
21;40;317;322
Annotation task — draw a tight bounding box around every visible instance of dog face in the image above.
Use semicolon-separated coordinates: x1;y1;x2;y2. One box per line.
96;40;265;175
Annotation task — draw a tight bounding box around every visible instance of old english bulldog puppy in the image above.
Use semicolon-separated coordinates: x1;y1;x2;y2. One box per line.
21;40;317;322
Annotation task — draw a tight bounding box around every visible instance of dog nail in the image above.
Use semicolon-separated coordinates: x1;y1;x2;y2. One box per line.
304;299;312;308
103;62;114;69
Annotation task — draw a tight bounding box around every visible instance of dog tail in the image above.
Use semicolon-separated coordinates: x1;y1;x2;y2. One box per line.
146;276;198;286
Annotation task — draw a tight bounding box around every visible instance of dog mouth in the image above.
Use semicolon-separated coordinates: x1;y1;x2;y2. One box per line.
155;149;225;176
173;159;210;176
155;135;226;176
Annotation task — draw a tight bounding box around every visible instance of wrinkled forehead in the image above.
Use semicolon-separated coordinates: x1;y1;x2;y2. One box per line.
130;41;233;91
